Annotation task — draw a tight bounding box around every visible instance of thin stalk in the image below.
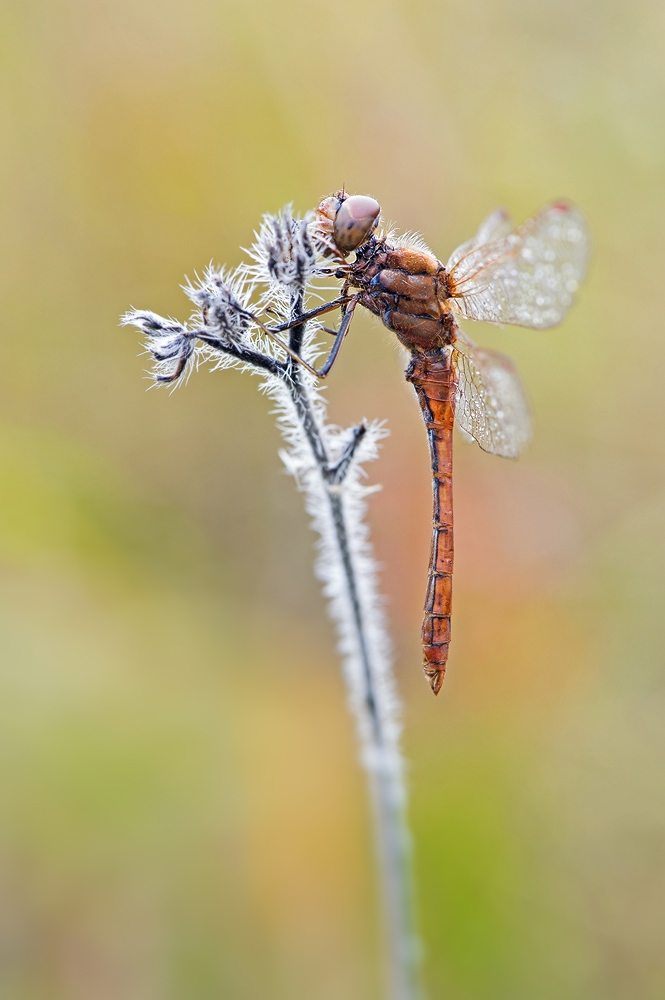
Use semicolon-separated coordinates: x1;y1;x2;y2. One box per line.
285;288;422;999
123;209;425;999
327;486;422;1000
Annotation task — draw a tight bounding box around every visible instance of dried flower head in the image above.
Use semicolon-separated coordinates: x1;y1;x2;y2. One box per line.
246;205;317;295
184;264;253;345
120;310;195;384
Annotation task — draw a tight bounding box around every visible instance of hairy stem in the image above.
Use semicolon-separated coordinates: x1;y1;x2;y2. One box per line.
283;292;422;999
123;207;424;997
326;487;421;1000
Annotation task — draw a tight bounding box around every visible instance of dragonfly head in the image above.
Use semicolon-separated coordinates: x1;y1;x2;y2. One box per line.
333;194;381;254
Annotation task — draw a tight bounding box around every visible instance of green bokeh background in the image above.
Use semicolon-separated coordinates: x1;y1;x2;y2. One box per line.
1;1;664;997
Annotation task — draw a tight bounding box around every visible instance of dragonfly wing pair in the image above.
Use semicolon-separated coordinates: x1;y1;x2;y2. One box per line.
446;201;589;329
446;201;589;459
416;202;588;692
451;340;531;460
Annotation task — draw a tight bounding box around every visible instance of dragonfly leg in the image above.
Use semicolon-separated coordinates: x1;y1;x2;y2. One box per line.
312;295;359;379
259;293;359;380
222;291;357;380
266;295;352;334
229;294;352;379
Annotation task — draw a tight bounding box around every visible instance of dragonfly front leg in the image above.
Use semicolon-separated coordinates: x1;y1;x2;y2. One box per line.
233;294;354;379
260;293;360;380
265;295;353;334
314;295;359;379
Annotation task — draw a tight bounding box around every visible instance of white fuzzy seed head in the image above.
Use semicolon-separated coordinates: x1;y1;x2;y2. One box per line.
184;265;253;345
120;310;195;384
247;206;317;296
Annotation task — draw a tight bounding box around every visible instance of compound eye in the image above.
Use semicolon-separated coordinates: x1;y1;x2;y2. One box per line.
333;195;381;254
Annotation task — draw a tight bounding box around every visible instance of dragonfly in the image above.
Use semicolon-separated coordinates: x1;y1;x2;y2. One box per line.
274;191;589;694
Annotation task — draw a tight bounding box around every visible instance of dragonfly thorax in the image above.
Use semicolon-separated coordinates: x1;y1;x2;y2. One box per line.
344;239;456;352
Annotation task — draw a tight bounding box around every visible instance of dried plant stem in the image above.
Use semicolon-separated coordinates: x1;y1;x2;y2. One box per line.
123;205;425;999
283;296;422;999
328;485;422;1000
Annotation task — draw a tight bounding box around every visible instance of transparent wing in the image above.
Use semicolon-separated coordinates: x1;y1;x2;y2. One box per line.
446;202;589;329
446;208;514;272
452;339;531;459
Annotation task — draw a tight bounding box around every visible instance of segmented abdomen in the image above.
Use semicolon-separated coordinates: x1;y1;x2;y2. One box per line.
406;348;455;695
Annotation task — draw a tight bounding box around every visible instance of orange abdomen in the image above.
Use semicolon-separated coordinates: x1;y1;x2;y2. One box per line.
406;348;455;695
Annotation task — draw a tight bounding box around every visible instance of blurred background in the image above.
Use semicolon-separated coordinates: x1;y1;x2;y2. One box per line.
1;0;664;997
